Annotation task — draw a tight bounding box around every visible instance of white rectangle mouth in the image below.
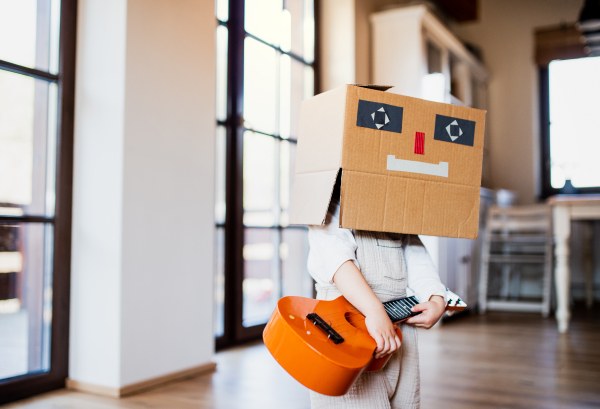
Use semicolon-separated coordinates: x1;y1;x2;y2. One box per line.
387;155;448;177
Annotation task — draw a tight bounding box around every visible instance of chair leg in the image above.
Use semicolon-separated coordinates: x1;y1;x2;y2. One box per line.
583;222;594;309
511;267;521;301
500;265;511;300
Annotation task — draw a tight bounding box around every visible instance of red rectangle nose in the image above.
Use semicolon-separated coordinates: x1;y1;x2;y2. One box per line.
414;132;425;154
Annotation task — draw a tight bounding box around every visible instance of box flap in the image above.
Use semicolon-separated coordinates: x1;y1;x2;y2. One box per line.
295;86;347;174
351;84;394;92
290;169;340;225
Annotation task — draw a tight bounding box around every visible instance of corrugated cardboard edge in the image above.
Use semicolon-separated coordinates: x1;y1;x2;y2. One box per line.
352;84;395;92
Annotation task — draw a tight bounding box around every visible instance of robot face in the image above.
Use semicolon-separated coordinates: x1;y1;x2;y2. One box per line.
346;94;484;187
290;85;486;238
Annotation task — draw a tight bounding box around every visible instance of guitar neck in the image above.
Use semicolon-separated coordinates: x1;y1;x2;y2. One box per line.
382;296;421;323
382;288;467;322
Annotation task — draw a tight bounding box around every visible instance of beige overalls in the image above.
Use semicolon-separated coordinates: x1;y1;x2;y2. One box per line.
310;231;420;409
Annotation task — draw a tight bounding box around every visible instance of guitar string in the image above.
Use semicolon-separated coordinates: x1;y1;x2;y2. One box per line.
330;315;412;332
312;296;423;319
307;302;418;326
312;307;361;318
314;300;419;323
305;300;456;339
306;316;415;338
308;311;417;334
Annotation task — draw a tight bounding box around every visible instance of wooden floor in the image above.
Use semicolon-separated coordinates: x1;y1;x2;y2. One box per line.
3;307;600;409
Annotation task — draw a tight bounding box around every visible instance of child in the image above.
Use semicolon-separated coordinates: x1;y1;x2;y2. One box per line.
307;180;447;409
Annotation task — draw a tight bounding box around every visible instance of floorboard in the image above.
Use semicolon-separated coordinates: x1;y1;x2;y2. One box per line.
3;306;599;408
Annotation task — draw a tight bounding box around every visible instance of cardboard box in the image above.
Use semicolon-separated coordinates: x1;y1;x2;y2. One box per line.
289;84;486;239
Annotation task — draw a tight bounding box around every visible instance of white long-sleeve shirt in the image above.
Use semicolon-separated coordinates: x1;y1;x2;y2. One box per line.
307;201;447;304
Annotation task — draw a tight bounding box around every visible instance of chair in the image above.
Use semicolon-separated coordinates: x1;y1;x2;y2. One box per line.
478;205;552;317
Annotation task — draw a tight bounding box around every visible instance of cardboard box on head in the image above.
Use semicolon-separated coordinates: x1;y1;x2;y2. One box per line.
289;84;487;239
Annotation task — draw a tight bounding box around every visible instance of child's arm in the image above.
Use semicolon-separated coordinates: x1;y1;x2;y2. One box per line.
334;261;401;359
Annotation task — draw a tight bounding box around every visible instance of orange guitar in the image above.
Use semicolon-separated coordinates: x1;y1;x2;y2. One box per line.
263;288;466;396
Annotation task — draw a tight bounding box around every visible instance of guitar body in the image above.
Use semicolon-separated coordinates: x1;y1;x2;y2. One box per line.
263;289;466;396
263;295;401;396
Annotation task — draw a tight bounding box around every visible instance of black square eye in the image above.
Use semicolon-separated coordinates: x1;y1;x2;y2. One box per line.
450;124;461;137
374;110;387;124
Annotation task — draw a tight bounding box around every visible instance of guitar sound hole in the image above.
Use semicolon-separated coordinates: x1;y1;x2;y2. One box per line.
344;311;367;330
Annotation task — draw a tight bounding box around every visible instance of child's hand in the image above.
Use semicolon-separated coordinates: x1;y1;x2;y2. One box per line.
405;295;445;329
332;261;402;359
365;308;401;359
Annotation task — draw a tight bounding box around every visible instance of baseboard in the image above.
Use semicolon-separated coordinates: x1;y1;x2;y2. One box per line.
66;361;217;398
65;379;121;398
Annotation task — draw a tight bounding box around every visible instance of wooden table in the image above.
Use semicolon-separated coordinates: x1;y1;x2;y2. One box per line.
548;195;600;333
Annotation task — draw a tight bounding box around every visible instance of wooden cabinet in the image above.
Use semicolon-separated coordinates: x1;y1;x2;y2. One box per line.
371;5;491;309
370;5;488;109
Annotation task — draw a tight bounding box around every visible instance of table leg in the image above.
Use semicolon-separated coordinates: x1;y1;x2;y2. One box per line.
553;206;571;333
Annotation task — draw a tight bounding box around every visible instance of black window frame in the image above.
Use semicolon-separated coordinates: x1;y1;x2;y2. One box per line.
0;1;76;404
216;0;320;349
539;64;600;199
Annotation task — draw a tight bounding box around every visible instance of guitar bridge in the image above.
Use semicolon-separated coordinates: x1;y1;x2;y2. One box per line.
306;313;344;344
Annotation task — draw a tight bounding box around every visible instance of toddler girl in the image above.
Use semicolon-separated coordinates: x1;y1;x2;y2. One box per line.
307;182;447;409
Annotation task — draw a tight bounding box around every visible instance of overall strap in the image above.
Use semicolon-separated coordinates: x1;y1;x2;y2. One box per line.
354;230;408;302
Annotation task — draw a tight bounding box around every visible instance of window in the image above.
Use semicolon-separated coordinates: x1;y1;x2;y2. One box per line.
540;56;600;197
214;0;317;347
0;0;76;404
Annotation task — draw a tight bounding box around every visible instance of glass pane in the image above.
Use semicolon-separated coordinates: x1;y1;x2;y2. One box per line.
303;0;315;63
215;126;227;225
243;37;279;135
280;140;296;227
216;25;228;122
549;56;600;189
243;228;279;327
0;70;56;217
214;227;225;337
216;0;228;22
280;8;291;53
281;228;311;298
245;0;282;46
0;221;53;380
243;131;278;227
0;0;61;74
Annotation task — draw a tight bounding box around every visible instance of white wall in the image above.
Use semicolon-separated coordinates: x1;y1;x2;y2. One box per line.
70;0;127;388
71;0;215;388
452;0;581;204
